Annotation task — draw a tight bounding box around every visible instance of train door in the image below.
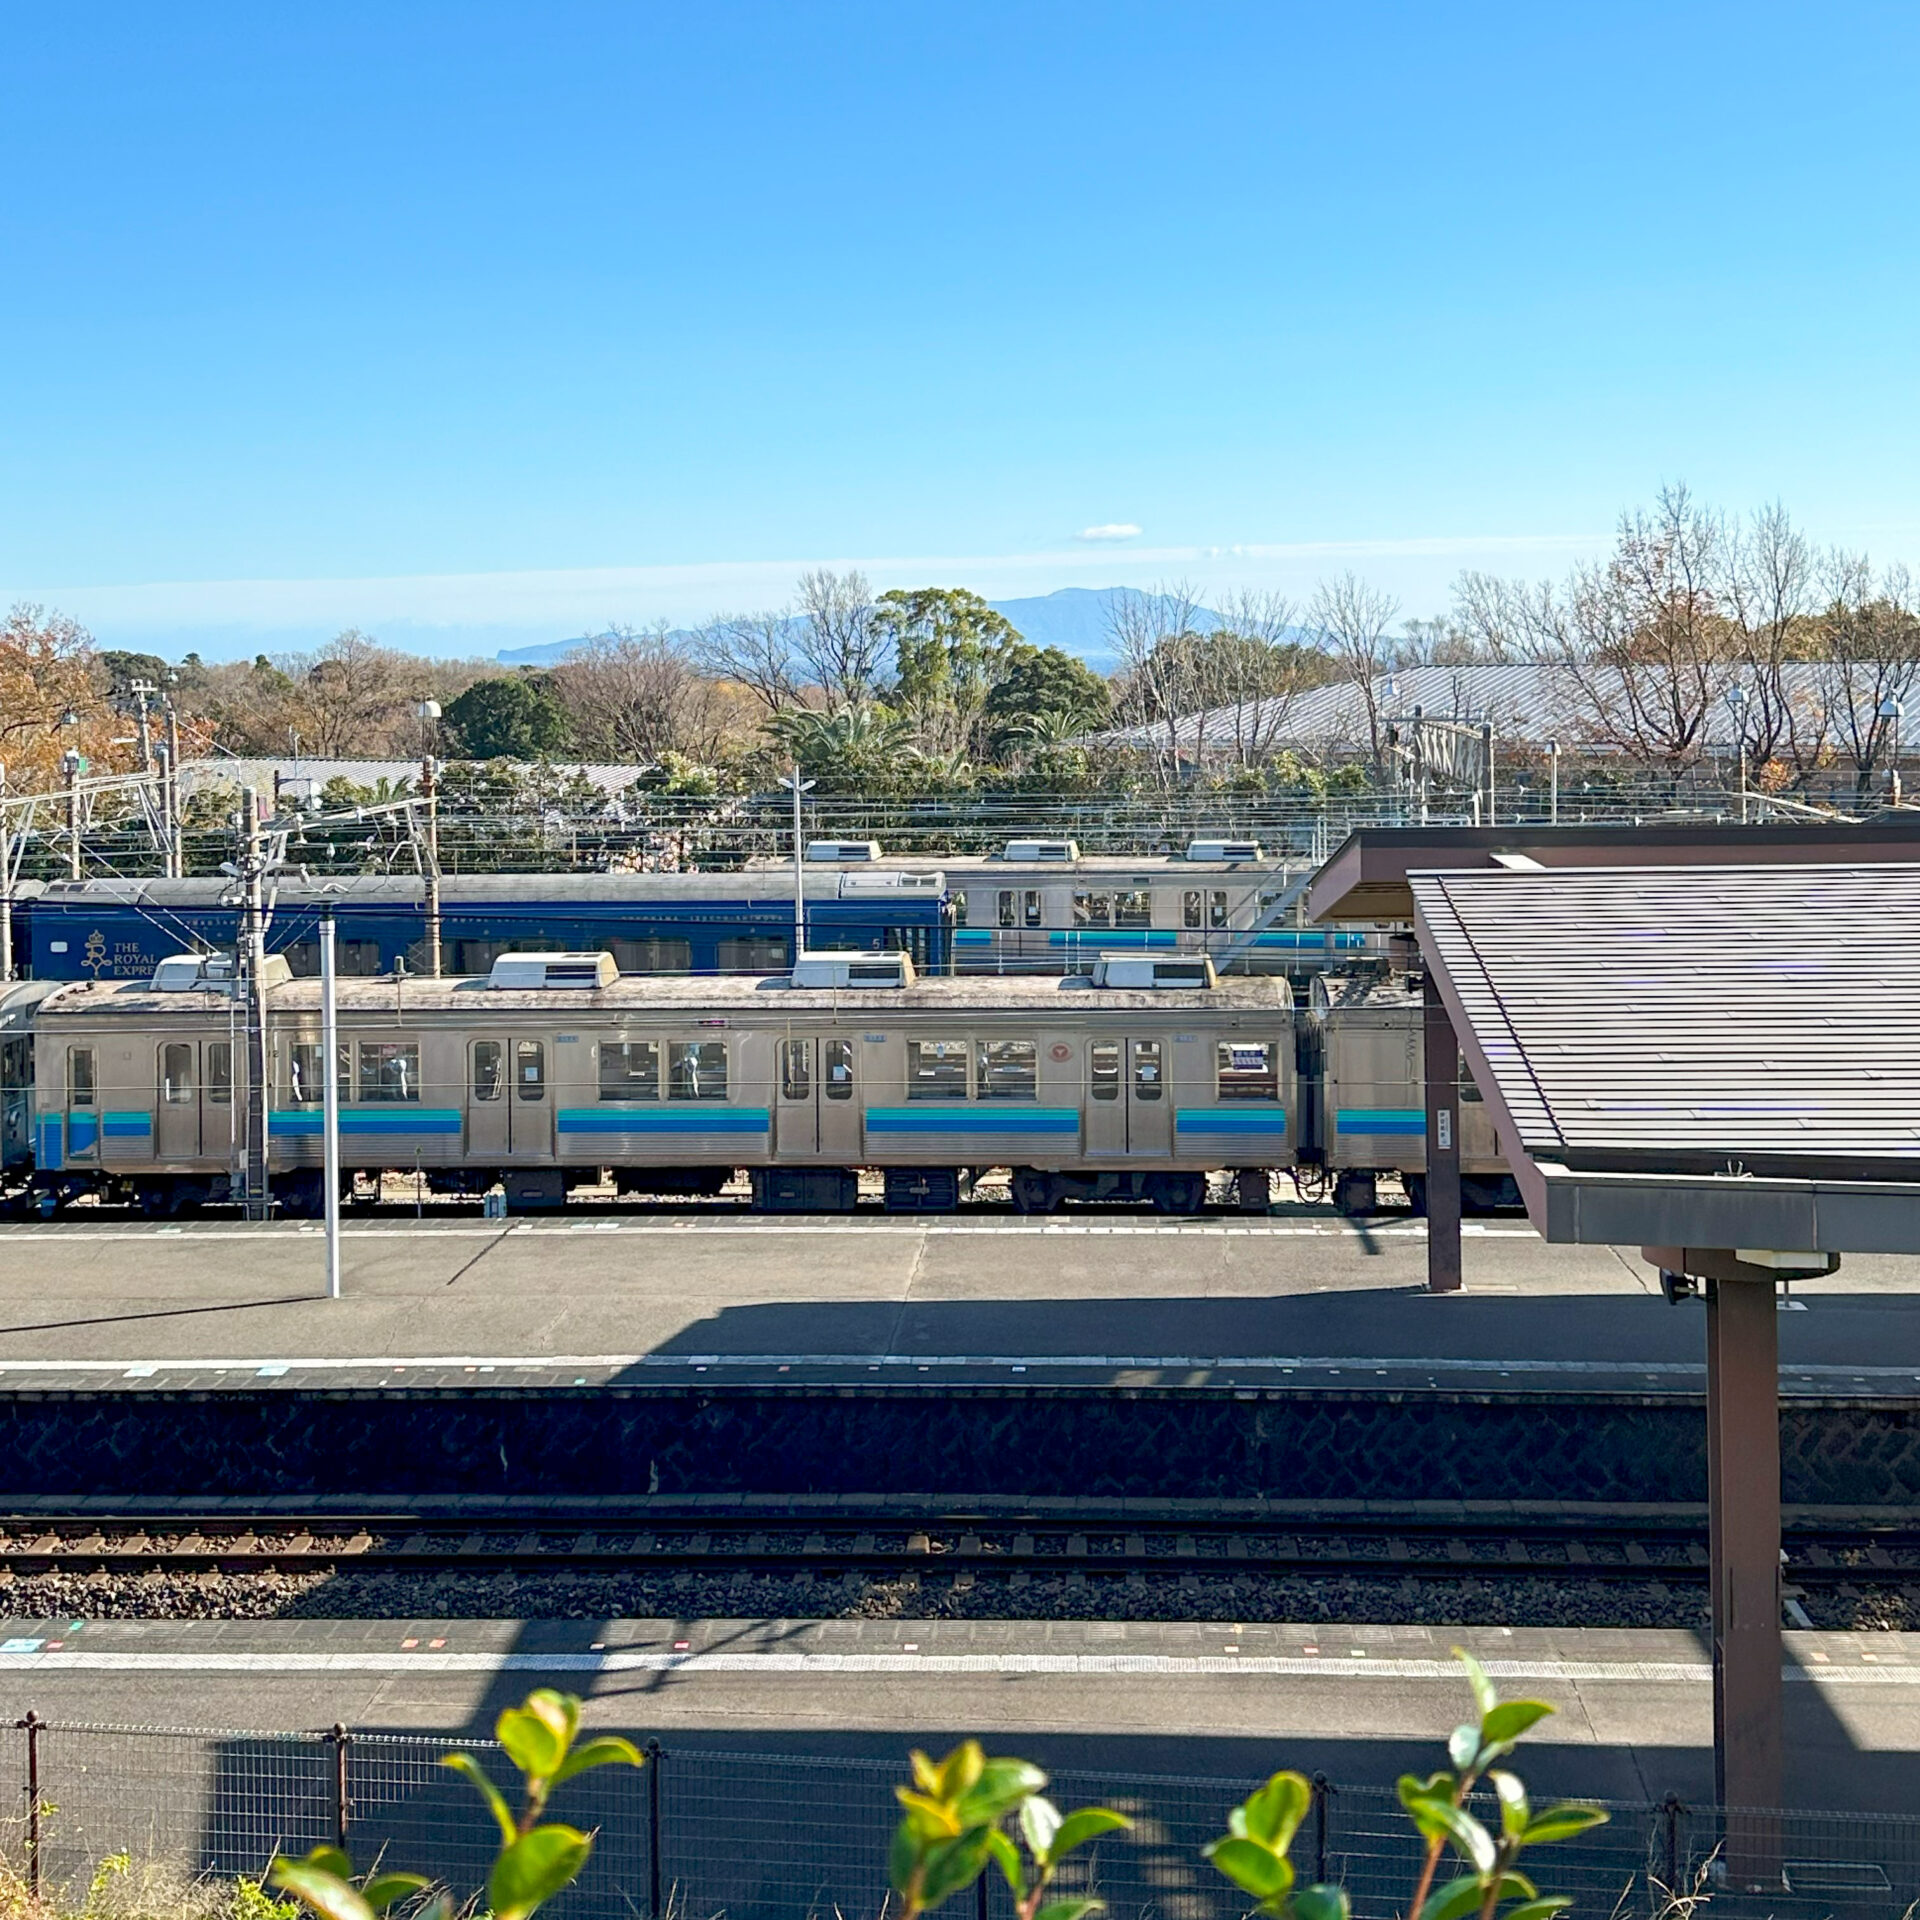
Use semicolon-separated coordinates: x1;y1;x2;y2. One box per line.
467;1036;552;1157
818;1035;860;1161
776;1038;819;1156
155;1040;201;1158
1084;1036;1172;1156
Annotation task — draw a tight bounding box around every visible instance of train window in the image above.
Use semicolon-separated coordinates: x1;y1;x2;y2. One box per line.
358;1041;421;1103
1131;1040;1164;1102
1089;1040;1121;1100
472;1040;504;1102
515;1040;547;1102
600;1041;659;1101
779;1039;811;1101
1024;890;1042;928
975;1038;1037;1101
1073;891;1112;927
669;1040;728;1101
1217;1041;1278;1101
288;1042;348;1104
1182;890;1203;930
906;1038;969;1101
824;1037;854;1099
160;1042;196;1104
716;936;788;972
952;892;968;928
997;890;1016;929
1209;890;1229;930
67;1047;96;1107
609;936;694;975
1115;889;1153;930
206;1042;232;1106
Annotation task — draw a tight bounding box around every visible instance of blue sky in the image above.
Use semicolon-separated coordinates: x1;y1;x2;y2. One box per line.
5;3;1920;657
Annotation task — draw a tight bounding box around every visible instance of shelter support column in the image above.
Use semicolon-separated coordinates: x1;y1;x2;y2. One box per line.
1421;970;1462;1293
1707;1274;1783;1880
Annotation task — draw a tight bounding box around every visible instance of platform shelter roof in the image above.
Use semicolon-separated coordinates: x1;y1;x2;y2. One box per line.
1409;861;1920;1254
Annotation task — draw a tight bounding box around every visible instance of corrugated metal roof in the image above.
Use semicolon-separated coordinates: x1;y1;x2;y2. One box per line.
1410;863;1920;1179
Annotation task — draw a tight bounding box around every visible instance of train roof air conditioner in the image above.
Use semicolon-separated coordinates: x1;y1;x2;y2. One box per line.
1090;953;1217;990
1002;839;1079;862
789;951;917;988
835;870;944;896
805;840;882;862
486;951;620;989
152;953;292;992
1186;838;1262;862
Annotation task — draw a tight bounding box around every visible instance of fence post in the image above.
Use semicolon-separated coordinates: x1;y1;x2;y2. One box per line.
1312;1772;1332;1884
20;1712;40;1899
977;1857;990;1920
329;1723;351;1851
1662;1794;1685;1894
647;1739;663;1918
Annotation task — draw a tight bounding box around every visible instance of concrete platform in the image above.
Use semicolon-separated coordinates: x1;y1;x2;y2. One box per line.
1;1615;1916;1814
0;1211;1915;1392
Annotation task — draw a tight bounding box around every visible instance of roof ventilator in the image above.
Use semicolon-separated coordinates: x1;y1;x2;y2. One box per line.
805;840;882;862
789;951;917;988
1090;953;1217;989
1002;839;1079;861
486;951;621;989
1186;838;1262;862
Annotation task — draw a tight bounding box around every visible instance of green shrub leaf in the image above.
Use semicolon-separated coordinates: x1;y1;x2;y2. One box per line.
267;1863;374;1920
496;1691;578;1781
1455;1648;1498;1720
488;1823;592;1919
1206;1837;1294;1901
1293;1884;1353;1920
440;1752;516;1847
1052;1808;1132;1856
359;1872;431;1913
552;1735;646;1786
1481;1700;1555;1750
1520;1804;1610;1846
1021;1794;1064;1862
1035;1900;1105;1920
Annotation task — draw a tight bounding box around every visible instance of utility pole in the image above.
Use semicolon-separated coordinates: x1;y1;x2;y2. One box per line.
421;753;442;977
166;702;184;877
131;680;156;773
1480;719;1496;826
320;907;342;1299
0;767;11;982
780;766;816;964
62;750;85;882
240;787;271;1220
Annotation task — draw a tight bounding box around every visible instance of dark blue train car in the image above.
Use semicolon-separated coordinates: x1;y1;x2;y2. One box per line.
18;871;950;980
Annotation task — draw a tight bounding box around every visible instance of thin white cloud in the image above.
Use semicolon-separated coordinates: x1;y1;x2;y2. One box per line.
1076;523;1143;542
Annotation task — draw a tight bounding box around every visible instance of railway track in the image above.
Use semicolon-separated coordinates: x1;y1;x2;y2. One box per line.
0;1514;1910;1587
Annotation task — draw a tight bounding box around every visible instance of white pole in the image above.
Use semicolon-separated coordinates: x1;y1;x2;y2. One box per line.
320;908;342;1301
790;765;804;964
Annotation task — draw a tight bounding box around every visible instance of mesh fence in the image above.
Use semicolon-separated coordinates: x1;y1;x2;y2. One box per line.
8;1717;1920;1919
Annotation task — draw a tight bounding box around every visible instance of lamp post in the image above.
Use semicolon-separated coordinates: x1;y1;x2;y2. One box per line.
779;766;816;966
60;747;86;881
1546;740;1560;825
1725;685;1749;823
1879;695;1905;807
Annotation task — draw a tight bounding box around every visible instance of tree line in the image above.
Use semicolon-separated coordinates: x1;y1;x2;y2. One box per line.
5;485;1916;802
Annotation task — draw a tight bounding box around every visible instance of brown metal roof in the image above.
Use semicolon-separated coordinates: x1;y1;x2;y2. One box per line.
1310;814;1920;922
1411;862;1920;1185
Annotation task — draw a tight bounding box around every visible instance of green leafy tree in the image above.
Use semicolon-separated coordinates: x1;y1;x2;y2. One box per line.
984;644;1112;755
763;701;917;791
874;588;1023;756
1206;1651;1605;1920
271;1690;643;1920
444;674;571;759
889;1741;1130;1920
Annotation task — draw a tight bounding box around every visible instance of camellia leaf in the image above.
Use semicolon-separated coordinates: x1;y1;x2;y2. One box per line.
909;1749;943;1795
1052;1808;1132;1856
1520;1804;1610;1846
1427;1802;1497;1875
1481;1701;1555;1752
888;1818;921;1895
1491;1769;1530;1839
360;1872;431;1914
1419;1872;1537;1920
488;1823;593;1920
440;1753;516;1848
1396;1775;1462;1845
1205;1837;1294;1902
496;1691;577;1781
1021;1794;1064;1862
1034;1900;1105;1920
920;1829;995;1906
1502;1899;1575;1920
1455;1648;1499;1721
1241;1770;1312;1850
961;1757;1047;1825
553;1735;646;1786
985;1827;1025;1895
302;1847;354;1881
1448;1723;1481;1772
268;1863;375;1920
1293;1884;1353;1920
937;1741;987;1802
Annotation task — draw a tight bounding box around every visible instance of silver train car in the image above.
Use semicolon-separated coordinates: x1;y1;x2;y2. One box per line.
8;951;1297;1217
1309;969;1518;1215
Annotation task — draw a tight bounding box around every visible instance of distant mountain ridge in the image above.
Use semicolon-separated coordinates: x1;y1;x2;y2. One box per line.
495;586;1226;675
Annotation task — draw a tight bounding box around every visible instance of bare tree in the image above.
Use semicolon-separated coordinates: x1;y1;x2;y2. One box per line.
1724;500;1820;779
1306;572;1401;767
1815;553;1920;798
549;625;743;762
1205;588;1320;767
283;630;433;756
697;608;807;712
1106;582;1208;780
794;568;887;707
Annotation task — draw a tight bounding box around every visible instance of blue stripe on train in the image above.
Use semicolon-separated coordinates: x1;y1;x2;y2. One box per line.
270;1108;464;1137
865;1105;1081;1135
1336;1108;1426;1135
35;1115;62;1170
1174;1107;1290;1136
66;1111;98;1154
557;1106;770;1135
